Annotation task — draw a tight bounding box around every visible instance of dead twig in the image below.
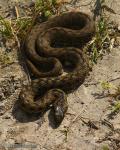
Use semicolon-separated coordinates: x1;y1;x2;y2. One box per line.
101;119;114;130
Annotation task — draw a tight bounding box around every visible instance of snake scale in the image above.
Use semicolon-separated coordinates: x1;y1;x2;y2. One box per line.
19;12;95;124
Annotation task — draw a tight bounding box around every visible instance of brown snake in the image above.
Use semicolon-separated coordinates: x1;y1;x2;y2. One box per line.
19;12;95;124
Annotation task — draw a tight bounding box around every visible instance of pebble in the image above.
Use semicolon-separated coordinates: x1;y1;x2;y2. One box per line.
118;26;120;31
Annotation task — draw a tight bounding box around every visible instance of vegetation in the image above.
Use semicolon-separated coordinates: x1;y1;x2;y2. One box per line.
102;145;109;150
0;16;13;38
100;80;120;115
0;0;120;149
0;0;119;66
0;0;62;65
111;86;120;113
84;0;119;64
0;52;14;65
85;15;118;64
34;0;58;18
100;81;114;91
0;0;59;41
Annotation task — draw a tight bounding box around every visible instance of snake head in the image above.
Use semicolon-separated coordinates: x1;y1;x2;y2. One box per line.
54;106;65;124
53;91;68;125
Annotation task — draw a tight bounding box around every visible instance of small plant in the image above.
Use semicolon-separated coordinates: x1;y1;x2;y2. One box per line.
85;0;119;64
34;0;58;18
100;81;115;91
0;16;13;38
86;16;112;64
112;101;120;112
102;145;109;150
0;52;14;65
15;17;32;39
111;87;120;111
0;0;65;42
0;1;60;40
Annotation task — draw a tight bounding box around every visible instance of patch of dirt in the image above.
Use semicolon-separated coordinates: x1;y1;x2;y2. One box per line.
0;0;120;150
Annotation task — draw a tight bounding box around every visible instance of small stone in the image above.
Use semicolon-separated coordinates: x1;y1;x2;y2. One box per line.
118;26;120;31
81;101;84;105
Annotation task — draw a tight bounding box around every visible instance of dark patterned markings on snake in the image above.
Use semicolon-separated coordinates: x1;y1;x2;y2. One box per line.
20;12;95;125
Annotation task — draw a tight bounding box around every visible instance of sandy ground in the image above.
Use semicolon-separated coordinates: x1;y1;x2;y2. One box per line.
0;0;120;150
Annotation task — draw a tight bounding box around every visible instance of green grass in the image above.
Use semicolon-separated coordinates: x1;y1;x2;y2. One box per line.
15;17;32;39
0;52;14;65
34;0;58;18
112;101;120;112
100;81;118;92
111;86;120;113
0;0;118;67
84;0;119;64
102;145;109;150
85;16;113;64
0;0;60;65
0;16;13;38
0;16;33;41
0;0;59;40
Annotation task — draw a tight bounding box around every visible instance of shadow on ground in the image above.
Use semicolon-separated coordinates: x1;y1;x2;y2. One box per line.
12;99;61;128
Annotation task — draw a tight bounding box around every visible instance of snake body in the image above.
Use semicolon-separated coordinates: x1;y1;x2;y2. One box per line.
20;12;95;124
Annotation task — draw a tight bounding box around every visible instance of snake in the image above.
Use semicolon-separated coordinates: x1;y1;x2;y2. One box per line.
19;12;95;124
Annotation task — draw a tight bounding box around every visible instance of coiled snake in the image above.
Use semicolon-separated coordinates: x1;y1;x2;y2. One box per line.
19;12;95;124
